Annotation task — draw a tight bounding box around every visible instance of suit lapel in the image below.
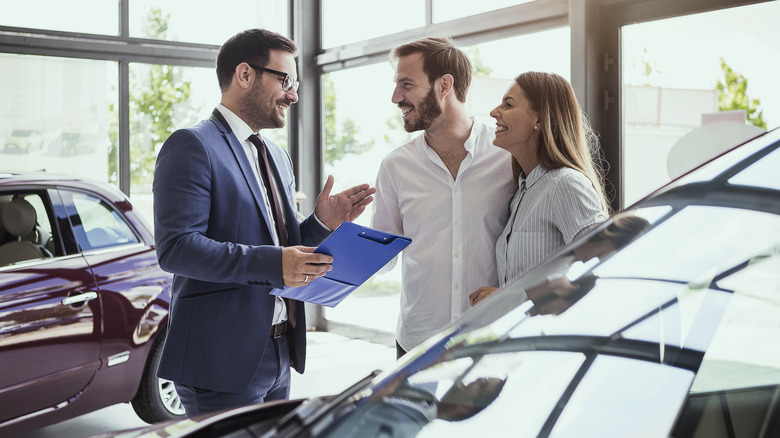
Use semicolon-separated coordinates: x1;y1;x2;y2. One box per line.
209;109;278;241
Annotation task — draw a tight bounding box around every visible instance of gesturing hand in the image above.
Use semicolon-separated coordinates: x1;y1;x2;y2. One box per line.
282;246;333;287
314;175;377;231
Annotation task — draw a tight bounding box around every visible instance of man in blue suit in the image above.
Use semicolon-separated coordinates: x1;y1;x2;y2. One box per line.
152;28;376;416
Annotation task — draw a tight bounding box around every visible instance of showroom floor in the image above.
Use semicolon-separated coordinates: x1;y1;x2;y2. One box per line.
16;332;396;438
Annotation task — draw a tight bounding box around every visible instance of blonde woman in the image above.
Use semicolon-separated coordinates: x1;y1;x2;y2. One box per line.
470;72;609;306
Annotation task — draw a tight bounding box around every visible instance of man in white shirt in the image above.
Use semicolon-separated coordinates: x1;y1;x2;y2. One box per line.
371;38;516;357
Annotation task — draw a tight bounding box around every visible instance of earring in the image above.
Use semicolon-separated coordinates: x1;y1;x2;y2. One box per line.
534;125;539;131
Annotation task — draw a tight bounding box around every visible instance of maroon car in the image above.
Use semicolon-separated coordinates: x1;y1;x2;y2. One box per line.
0;172;183;436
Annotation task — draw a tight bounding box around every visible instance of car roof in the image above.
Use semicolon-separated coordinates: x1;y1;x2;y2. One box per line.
0;171;128;203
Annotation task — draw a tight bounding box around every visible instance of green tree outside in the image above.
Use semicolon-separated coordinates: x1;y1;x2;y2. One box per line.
108;8;194;187
323;73;374;165
716;57;767;130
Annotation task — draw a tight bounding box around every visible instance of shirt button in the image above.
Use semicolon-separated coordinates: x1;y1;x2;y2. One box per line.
454;252;459;257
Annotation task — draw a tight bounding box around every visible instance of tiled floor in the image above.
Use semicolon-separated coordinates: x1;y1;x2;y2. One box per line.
16;332;396;438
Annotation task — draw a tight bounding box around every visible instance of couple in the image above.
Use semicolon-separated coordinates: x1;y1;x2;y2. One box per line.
371;38;610;358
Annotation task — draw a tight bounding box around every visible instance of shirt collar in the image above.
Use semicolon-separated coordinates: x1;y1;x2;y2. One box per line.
420;118;479;160
521;163;549;188
217;104;255;143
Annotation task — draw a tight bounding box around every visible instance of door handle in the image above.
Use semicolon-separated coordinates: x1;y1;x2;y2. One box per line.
61;291;98;306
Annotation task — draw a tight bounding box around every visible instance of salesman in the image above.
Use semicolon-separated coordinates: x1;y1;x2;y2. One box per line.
152;28;375;416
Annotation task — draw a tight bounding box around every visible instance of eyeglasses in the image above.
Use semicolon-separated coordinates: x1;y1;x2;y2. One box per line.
246;63;299;92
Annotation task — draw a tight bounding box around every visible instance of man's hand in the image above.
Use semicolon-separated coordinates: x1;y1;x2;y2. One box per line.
314;175;376;231
282;246;333;287
469;286;499;307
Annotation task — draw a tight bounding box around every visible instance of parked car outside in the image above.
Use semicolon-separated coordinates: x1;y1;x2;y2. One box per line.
0;173;184;436
93;126;780;438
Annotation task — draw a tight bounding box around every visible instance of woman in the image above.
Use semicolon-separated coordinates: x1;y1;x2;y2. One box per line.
470;72;609;307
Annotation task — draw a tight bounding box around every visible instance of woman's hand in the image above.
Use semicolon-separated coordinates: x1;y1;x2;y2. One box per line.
469;286;499;307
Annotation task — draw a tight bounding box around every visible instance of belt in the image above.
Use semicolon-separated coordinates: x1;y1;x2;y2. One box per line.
270;321;287;339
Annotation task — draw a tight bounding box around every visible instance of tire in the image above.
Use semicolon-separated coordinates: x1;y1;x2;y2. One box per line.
131;329;186;423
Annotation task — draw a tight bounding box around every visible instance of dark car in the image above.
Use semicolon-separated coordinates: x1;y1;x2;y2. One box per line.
0;173;184;436
94;126;780;438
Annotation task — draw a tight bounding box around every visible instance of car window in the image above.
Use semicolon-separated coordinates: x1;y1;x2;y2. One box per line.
0;192;56;265
68;191;139;251
317;349;585;438
672;247;780;436
670;130;774;188
728;146;780;190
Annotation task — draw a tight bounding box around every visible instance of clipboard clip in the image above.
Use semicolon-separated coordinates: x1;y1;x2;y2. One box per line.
358;229;396;245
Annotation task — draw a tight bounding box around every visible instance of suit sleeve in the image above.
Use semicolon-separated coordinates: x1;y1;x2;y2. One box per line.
153;128;285;288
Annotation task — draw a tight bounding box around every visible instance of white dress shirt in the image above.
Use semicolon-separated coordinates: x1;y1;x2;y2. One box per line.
496;164;606;286
371;120;516;351
216;105;286;324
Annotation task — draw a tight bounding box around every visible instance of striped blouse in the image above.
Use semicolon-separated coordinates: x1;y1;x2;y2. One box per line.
496;164;606;286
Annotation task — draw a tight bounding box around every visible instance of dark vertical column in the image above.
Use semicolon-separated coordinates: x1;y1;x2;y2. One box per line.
290;0;326;330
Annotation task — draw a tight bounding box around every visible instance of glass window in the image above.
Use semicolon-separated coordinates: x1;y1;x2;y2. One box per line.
0;54;117;182
0;1;118;35
621;1;780;206
321;0;425;49
129;0;289;45
127;63;221;224
463;27;571;127
322;64;401;333
432;0;535;23
69;191;139;251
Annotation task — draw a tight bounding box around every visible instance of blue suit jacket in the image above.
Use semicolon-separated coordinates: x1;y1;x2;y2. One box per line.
153;109;330;392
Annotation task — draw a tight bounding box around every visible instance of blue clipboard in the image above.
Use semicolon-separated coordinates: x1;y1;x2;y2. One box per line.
270;222;411;307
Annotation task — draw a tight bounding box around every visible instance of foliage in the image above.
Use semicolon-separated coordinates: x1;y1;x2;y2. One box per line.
323;73;373;164
716;57;767;130
107;8;194;187
465;46;493;76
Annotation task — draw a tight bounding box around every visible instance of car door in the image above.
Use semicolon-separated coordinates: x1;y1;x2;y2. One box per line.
0;189;102;423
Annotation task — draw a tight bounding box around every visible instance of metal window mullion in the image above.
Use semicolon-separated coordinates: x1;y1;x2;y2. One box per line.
119;60;130;196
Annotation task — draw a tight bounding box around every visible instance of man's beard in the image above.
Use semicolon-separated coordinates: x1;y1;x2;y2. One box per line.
404;87;442;132
240;80;286;130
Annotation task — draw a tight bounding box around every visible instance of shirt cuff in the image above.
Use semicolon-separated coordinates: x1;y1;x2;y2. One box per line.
312;212;331;232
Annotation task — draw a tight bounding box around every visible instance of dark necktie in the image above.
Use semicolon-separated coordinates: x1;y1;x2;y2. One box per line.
248;134;289;247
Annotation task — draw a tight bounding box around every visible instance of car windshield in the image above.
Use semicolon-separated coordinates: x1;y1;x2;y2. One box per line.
288;135;780;438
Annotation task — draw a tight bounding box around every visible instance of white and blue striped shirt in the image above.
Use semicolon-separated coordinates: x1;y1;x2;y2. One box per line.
496;165;606;286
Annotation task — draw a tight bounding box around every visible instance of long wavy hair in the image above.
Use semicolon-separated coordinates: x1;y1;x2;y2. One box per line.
515;71;610;213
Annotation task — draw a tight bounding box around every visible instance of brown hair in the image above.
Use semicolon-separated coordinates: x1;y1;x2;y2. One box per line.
514;72;610;213
391;37;471;103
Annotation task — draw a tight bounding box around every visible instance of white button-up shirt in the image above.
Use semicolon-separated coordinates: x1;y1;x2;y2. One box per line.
371;120;516;351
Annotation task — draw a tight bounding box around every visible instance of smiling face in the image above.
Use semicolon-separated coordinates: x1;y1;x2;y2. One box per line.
240;49;299;130
391;53;443;132
490;83;540;165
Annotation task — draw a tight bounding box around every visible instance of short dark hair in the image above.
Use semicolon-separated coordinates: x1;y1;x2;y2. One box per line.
216;29;298;92
391;37;472;103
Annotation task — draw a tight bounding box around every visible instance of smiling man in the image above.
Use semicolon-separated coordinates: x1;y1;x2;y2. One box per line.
153;28;375;416
371;38;516;358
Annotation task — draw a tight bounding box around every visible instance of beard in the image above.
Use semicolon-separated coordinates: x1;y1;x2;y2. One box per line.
403;87;443;132
239;79;288;130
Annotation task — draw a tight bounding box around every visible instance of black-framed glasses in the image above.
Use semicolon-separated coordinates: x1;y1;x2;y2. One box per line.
246;63;299;92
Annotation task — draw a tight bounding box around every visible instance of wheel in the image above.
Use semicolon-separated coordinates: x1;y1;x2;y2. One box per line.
131;329;186;422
